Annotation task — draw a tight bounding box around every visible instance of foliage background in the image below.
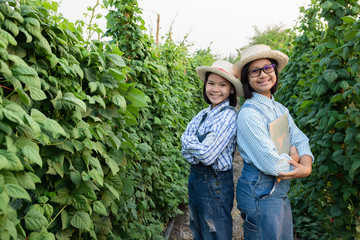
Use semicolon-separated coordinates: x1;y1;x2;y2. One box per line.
1;0;360;239
0;0;212;239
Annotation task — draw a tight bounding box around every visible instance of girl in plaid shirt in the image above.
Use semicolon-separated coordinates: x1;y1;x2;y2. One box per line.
181;60;242;240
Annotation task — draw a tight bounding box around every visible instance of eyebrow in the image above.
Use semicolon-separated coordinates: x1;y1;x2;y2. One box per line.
207;79;229;84
249;63;272;69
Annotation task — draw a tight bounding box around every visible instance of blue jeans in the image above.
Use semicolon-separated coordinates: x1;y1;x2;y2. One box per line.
188;163;234;240
236;161;293;240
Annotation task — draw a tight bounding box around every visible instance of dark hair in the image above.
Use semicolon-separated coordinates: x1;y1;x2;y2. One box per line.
240;59;279;99
202;72;237;107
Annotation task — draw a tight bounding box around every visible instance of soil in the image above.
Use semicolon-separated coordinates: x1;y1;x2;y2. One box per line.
168;152;244;240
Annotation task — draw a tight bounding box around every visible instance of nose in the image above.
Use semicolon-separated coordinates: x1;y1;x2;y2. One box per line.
212;84;220;91
259;70;267;78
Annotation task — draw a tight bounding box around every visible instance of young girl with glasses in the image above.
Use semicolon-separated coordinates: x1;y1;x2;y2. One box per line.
233;44;314;240
181;60;243;240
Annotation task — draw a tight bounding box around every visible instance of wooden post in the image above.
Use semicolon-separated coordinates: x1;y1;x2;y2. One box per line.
156;14;160;44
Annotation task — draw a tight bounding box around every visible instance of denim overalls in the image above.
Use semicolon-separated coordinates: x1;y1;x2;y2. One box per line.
188;106;235;240
236;104;293;240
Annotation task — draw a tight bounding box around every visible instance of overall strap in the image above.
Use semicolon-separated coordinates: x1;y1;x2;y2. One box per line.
240;103;270;123
197;105;236;142
199;105;236;127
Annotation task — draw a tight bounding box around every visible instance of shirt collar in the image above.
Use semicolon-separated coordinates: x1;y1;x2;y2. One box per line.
249;92;276;108
205;99;230;118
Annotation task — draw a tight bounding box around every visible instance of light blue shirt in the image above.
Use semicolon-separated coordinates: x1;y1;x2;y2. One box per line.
237;92;314;176
181;99;237;171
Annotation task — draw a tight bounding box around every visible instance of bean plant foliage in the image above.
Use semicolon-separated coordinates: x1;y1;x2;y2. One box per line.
0;0;212;239
277;0;360;239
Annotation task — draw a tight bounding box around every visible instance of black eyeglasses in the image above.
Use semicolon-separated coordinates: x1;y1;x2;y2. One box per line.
248;64;276;78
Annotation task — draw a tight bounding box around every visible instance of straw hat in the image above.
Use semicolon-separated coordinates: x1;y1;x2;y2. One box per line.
196;60;243;97
233;44;289;78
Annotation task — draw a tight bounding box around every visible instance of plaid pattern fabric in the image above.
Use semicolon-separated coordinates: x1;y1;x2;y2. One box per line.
181;100;237;171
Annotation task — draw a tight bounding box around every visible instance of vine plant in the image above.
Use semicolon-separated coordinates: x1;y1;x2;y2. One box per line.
277;0;360;239
0;0;212;239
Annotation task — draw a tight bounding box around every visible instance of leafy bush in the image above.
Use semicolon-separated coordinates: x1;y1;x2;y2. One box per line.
0;0;213;239
277;0;360;239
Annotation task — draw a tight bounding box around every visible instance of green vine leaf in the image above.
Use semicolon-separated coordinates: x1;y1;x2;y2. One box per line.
25;209;49;231
28;86;47;100
93;201;107;216
6;183;30;201
70;211;92;231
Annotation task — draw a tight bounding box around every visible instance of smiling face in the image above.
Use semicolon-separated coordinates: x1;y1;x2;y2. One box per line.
205;73;234;108
248;58;277;98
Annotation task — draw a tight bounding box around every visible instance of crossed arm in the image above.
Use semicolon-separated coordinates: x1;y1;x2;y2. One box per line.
278;145;312;180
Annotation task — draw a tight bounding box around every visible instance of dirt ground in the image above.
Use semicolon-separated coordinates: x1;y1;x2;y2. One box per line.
168;152;244;240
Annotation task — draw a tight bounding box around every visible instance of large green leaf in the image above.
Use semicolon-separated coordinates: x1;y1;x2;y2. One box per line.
0;121;12;135
1;108;24;124
105;157;120;175
71;194;90;211
126;87;148;107
25;114;41;134
0;28;17;46
28;230;55;240
19;26;32;43
70;211;92;231
112;94;126;111
60;92;86;112
43;118;67;137
89;169;104;186
15;172;35;190
35;36;52;55
109;68;126;82
4;19;19;36
17;75;41;88
28;85;47;100
11;65;37;77
22;144;42;167
0;150;23;171
9;10;23;23
104;183;119;200
5;183;30;201
25;18;41;39
0;2;14;16
108;134;121;150
93;201;107;216
92;95;106;108
106;53;125;67
25;209;48;231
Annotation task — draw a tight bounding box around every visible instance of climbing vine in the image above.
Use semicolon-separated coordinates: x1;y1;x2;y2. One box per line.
277;0;360;238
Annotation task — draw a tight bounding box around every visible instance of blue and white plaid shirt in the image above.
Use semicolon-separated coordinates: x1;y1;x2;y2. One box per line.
181;99;237;171
237;92;314;176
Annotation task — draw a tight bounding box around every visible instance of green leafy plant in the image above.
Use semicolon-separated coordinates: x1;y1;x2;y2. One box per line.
277;0;360;238
0;0;214;239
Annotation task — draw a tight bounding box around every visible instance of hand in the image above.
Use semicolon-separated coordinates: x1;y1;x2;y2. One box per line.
289;145;300;163
278;155;312;180
202;132;215;146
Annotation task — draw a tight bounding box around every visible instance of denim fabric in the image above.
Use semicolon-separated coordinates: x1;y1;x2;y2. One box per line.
188;163;234;240
236;161;293;240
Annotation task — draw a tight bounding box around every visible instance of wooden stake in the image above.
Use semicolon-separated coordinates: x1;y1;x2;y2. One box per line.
156;14;160;44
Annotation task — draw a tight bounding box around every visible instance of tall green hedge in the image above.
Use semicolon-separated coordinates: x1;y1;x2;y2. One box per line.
277;0;360;238
0;0;213;239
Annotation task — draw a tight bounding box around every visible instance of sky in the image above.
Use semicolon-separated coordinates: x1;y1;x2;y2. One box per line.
57;0;310;58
